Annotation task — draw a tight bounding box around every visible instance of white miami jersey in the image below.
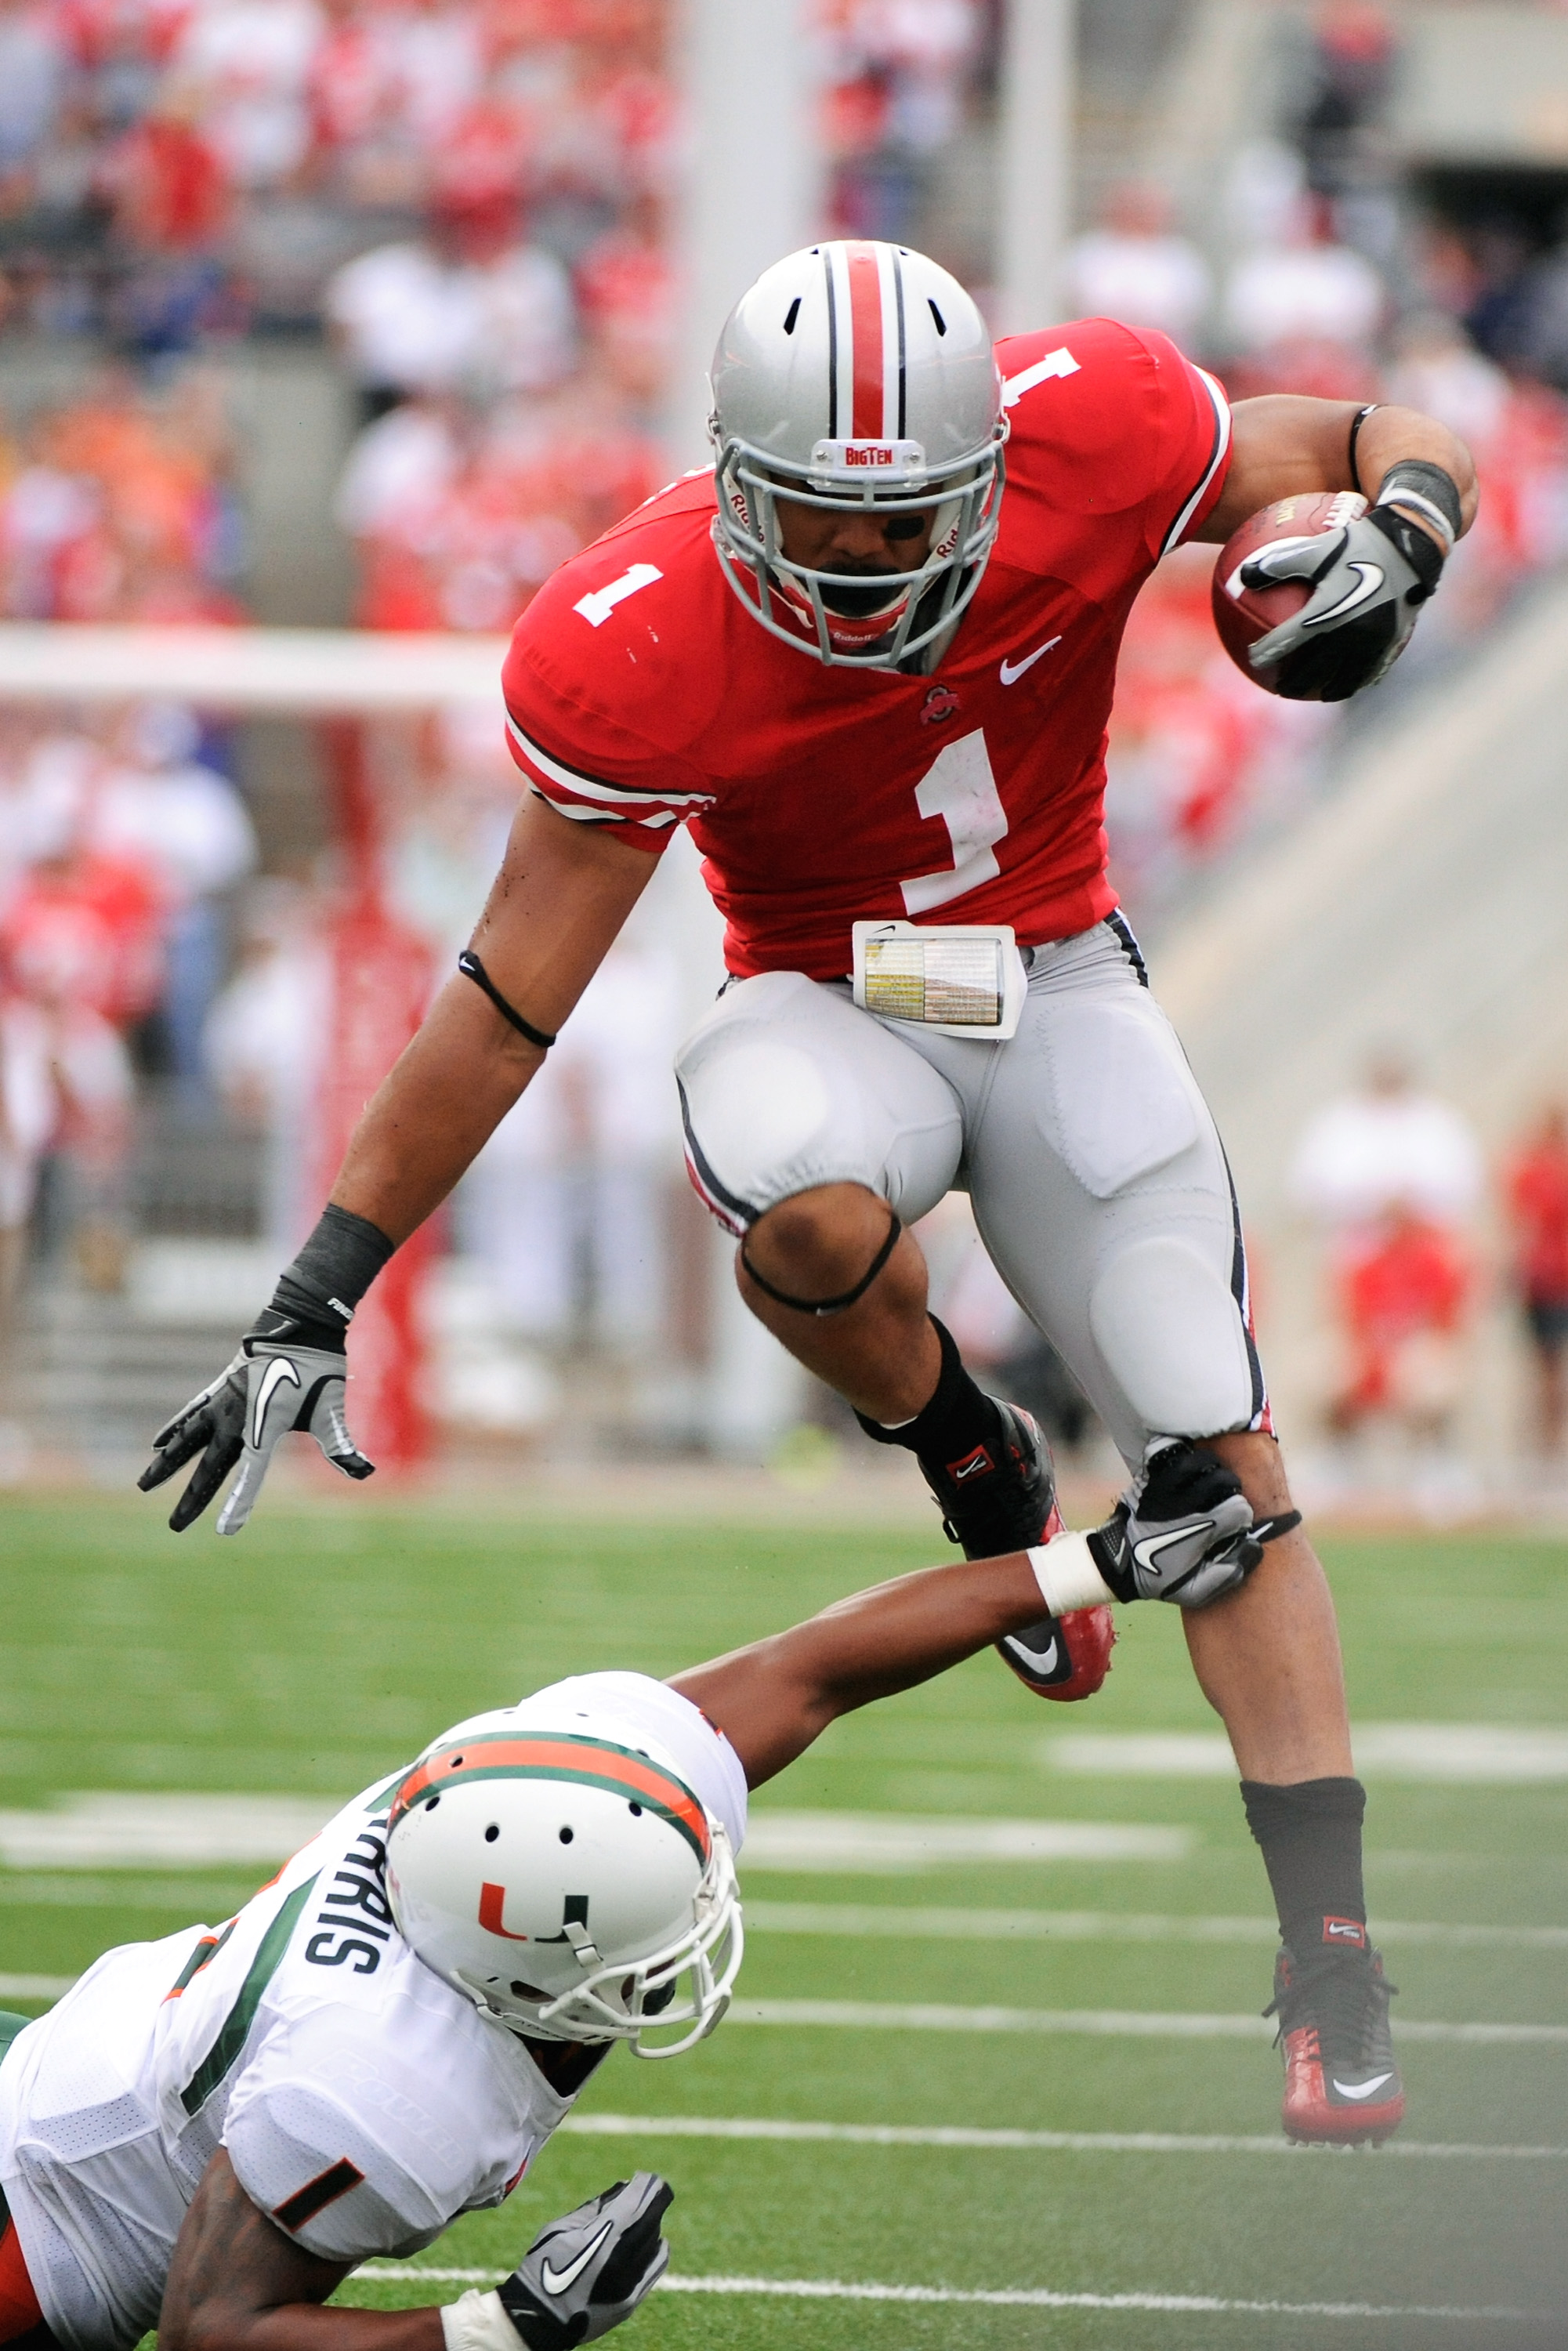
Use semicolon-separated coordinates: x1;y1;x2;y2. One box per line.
0;1674;746;2351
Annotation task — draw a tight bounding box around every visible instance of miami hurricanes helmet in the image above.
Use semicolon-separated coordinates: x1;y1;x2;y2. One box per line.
710;240;1007;668
386;1710;742;2060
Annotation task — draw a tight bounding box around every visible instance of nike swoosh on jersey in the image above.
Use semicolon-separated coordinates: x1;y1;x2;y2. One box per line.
250;1357;301;1449
1302;562;1384;625
541;2218;615;2295
1331;2072;1395;2101
999;636;1061;685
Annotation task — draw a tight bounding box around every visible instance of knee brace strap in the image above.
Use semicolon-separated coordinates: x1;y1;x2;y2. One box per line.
741;1208;902;1317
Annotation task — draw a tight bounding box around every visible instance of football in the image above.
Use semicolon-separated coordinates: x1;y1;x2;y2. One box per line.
1211;489;1369;695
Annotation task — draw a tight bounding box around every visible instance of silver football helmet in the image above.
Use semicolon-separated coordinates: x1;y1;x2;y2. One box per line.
710;240;1007;669
386;1709;742;2059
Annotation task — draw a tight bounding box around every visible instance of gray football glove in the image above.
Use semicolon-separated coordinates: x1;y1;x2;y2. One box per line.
137;1339;373;1535
1243;498;1445;702
497;2174;673;2350
1087;1439;1268;1610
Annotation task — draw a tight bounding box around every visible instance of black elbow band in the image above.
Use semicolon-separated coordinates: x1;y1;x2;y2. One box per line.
741;1210;902;1316
253;1204;397;1349
458;950;557;1050
1373;460;1462;546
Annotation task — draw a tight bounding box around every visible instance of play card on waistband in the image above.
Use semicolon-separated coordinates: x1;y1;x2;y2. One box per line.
851;921;1027;1041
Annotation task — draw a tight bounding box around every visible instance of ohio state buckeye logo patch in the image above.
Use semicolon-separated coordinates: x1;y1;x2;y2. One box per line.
921;684;960;726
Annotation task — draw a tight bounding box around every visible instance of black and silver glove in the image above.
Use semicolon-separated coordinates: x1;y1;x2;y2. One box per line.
1244;464;1457;702
138;1335;373;1534
498;2174;673;2351
1087;1439;1264;1610
137;1203;393;1533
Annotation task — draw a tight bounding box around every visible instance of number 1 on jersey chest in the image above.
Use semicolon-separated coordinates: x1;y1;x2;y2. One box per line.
901;728;1009;915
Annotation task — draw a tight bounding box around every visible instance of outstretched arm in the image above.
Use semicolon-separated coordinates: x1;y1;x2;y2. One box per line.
669;1549;1045;1788
161;2154;670;2351
331;794;656;1244
1200;396;1478;548
159;2151;431;2351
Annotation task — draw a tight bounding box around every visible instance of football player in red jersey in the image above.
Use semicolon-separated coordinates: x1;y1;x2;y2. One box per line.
144;241;1476;2146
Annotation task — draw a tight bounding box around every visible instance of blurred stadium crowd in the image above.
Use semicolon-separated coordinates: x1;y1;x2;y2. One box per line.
1;0;1567;1480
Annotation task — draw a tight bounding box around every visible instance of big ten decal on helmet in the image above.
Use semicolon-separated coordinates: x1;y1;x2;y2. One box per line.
305;1815;393;1974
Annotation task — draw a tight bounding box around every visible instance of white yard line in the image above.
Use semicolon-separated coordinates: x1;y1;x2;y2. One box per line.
557;2113;1567;2161
741;1900;1568;1948
726;1998;1568;2043
355;2268;1533;2320
1;1980;1559;2044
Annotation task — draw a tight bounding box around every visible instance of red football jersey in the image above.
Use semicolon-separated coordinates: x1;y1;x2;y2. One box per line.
502;321;1231;980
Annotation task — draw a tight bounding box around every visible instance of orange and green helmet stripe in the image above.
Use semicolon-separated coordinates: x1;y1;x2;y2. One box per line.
388;1731;712;1867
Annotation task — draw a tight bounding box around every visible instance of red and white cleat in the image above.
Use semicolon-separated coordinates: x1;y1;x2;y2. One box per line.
914;1398;1115;1703
1266;1934;1405;2146
994;1601;1115;1703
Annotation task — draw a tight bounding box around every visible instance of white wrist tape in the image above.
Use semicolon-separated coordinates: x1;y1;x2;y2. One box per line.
441;2289;523;2351
1027;1530;1116;1617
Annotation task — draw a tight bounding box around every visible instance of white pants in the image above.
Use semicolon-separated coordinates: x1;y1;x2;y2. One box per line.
674;919;1268;1469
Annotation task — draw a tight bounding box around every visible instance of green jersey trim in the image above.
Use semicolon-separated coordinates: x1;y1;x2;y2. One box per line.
180;1874;319;2116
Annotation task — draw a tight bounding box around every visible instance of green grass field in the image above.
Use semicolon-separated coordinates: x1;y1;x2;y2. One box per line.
0;1494;1565;2349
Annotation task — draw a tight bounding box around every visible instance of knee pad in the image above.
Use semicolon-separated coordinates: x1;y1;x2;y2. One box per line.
1088;1233;1256;1438
678;1039;836;1229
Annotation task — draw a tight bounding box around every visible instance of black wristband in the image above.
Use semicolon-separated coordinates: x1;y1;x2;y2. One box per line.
1346;403;1378;497
1373;459;1462;547
252;1204;396;1350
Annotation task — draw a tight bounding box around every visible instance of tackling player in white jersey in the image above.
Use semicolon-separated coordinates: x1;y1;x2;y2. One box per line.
0;1521;1200;2351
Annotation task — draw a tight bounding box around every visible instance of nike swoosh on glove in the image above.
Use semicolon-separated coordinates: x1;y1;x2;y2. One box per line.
137;1341;373;1534
1242;502;1444;702
498;2174;674;2349
1087;1438;1261;1609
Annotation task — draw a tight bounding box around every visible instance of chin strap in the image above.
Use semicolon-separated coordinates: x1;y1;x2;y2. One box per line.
741;1208;902;1316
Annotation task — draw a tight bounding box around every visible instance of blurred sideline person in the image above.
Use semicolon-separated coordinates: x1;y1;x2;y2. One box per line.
0;1521;1399;2351
1505;1103;1568;1458
1327;1199;1470;1447
143;239;1477;2145
1064;182;1212;353
1291;1053;1482;1235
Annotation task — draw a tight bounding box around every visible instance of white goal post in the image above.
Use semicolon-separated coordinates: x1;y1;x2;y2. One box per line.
0;623;509;712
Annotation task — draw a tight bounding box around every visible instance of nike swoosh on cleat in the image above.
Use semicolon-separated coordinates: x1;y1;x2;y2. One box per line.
250;1357;301;1449
999;636;1060;685
1331;2073;1395;2100
1016;1635;1059;1673
540;2218;614;2295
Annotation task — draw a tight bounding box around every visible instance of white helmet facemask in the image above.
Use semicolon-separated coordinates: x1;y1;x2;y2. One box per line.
386;1714;744;2061
709;241;1008;670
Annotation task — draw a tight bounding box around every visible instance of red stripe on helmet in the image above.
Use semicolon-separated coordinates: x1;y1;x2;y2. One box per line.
845;242;886;440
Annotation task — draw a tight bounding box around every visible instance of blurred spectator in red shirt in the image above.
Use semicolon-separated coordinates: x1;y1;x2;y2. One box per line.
100;82;230;252
1329;1200;1470;1440
1505;1104;1568;1456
